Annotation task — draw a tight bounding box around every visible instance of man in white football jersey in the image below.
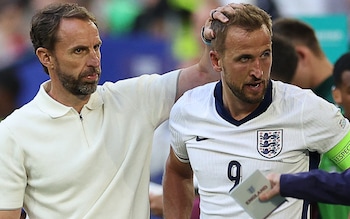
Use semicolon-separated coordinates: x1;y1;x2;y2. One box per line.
0;2;226;219
163;3;350;219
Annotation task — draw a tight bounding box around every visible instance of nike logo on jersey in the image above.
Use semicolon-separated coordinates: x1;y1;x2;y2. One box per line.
196;136;209;141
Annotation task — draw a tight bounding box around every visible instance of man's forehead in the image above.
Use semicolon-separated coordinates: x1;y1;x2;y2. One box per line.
56;18;100;42
225;27;271;52
227;25;270;41
59;18;97;31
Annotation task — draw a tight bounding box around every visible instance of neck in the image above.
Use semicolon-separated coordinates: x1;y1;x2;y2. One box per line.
310;56;333;88
222;87;260;121
45;82;90;113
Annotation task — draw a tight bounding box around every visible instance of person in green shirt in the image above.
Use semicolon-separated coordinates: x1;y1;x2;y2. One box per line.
273;18;350;219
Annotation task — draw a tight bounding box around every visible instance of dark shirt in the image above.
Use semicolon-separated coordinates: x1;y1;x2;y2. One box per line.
280;169;350;205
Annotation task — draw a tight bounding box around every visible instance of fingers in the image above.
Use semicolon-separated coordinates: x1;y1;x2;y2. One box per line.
259;188;278;201
210;9;217;20
209;6;227;23
210;3;244;22
202;3;244;44
202;24;215;44
259;173;282;201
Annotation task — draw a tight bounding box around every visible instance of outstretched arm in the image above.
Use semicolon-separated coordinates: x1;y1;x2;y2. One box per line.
163;148;194;218
260;169;350;205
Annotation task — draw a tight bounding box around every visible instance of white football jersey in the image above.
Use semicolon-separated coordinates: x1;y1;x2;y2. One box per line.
170;80;349;219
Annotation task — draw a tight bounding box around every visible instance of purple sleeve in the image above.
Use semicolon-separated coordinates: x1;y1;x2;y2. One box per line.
280;169;350;205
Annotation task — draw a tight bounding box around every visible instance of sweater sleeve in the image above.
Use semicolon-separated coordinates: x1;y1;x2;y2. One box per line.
280;169;350;205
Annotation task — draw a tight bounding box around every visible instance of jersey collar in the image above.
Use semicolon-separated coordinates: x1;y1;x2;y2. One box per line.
214;80;273;126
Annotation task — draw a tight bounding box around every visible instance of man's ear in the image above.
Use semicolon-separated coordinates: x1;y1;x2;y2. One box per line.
294;45;310;61
209;50;222;72
36;47;53;70
332;86;342;106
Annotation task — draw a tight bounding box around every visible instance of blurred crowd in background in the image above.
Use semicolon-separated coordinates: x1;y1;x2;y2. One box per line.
1;0;350;119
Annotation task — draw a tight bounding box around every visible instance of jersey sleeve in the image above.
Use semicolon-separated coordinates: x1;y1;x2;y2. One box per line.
280;169;350;205
169;94;191;163
302;92;350;156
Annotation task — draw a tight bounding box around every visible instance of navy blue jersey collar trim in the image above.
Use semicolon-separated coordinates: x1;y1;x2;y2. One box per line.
214;80;273;126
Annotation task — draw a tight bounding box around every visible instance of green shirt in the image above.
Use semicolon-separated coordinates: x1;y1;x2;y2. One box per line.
314;76;350;219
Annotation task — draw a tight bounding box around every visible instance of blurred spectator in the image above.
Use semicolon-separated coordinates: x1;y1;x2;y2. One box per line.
0;0;30;68
273;0;350;17
103;0;141;34
173;0;221;67
0;66;21;120
132;0;172;38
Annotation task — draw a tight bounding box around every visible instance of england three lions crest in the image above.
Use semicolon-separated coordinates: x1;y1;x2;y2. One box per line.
257;130;283;158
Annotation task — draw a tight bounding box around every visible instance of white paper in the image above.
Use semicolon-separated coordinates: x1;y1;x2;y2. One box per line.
229;170;287;219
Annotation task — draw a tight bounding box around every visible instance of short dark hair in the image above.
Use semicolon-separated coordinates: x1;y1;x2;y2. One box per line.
270;34;298;83
272;18;324;58
30;3;97;74
333;52;350;87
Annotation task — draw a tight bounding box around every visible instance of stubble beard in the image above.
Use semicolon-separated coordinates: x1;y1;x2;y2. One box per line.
56;66;101;96
227;80;266;104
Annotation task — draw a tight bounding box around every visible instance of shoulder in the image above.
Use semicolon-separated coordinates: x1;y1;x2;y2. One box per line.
0;102;35;134
170;82;217;123
272;80;311;95
272;80;317;103
272;80;337;114
175;82;216;106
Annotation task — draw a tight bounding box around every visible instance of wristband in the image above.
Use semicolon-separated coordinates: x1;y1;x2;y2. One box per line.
325;130;350;170
201;26;212;46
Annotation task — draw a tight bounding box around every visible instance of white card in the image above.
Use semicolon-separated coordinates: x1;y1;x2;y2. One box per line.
229;170;287;219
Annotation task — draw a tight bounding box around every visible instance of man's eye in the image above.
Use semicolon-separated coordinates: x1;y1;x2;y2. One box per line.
262;51;271;58
75;48;83;53
94;44;101;50
240;57;249;63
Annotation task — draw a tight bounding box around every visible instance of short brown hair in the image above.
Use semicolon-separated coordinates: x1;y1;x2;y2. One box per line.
210;4;272;54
